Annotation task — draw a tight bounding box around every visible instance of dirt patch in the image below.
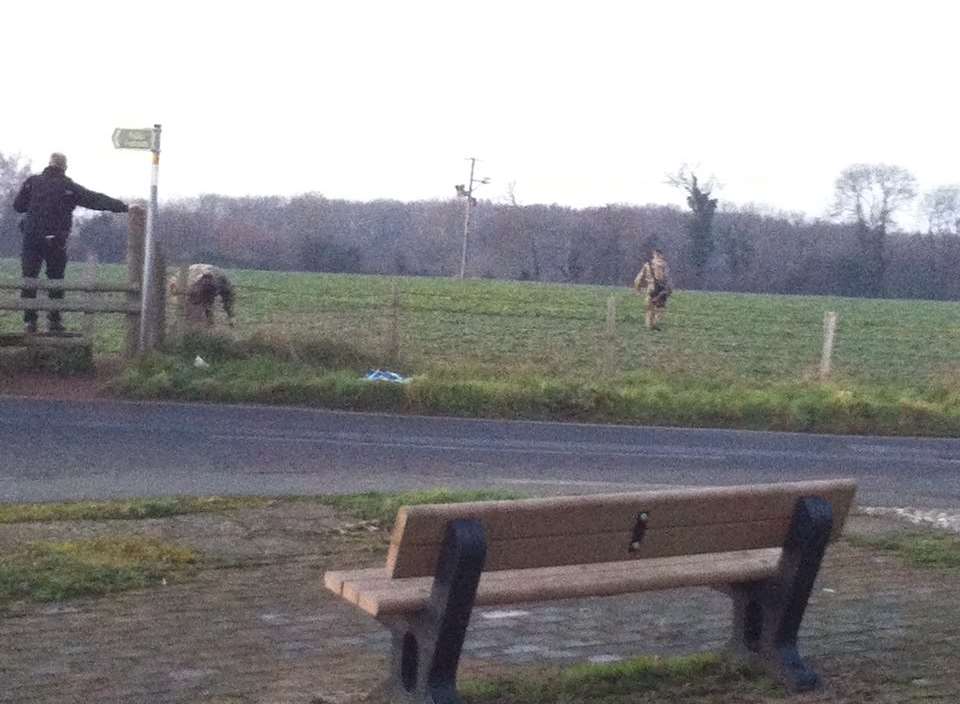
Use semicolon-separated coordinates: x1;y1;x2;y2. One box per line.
0;502;359;562
0;358;123;401
1;504;958;704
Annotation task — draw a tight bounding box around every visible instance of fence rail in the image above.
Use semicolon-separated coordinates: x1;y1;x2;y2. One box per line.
4;300;142;314
0;278;140;294
0;205;160;357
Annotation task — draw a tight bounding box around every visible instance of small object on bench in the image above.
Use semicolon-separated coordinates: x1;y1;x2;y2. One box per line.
325;479;856;701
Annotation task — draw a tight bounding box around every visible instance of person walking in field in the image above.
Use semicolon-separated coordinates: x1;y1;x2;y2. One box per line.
633;248;672;330
13;152;129;334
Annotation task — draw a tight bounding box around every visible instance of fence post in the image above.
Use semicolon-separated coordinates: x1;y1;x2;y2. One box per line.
604;295;618;377
387;281;401;365
819;311;838;381
125;206;146;357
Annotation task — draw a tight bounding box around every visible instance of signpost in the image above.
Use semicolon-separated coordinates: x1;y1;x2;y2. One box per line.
111;128;155;151
113;124;162;351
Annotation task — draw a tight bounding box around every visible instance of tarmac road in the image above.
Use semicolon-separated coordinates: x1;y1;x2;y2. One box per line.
1;396;959;508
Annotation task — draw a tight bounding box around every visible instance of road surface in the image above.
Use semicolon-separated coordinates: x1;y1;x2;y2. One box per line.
2;397;959;509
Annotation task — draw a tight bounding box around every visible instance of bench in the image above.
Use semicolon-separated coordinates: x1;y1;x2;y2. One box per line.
325;478;857;702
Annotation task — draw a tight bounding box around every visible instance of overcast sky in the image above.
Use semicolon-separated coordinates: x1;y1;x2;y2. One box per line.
3;0;958;228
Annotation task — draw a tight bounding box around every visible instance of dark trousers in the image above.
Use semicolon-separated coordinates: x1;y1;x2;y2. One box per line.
21;234;68;324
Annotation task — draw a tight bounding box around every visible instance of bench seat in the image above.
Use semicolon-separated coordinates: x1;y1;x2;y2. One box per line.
326;547;781;617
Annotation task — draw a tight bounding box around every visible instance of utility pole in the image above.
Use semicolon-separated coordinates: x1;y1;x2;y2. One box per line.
455;157;489;280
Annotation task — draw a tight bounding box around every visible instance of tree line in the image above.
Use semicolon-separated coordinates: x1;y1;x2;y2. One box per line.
3;151;960;300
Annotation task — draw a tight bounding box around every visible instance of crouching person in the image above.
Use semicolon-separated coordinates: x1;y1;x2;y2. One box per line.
168;264;235;327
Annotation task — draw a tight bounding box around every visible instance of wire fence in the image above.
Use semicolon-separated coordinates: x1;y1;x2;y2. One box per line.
1;261;956;387
235;279;958;387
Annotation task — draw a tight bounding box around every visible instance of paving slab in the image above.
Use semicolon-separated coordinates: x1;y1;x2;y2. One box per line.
1;504;957;703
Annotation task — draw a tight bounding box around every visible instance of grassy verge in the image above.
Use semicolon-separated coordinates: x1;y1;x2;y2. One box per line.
108;332;960;436
848;531;960;569
316;488;524;526
0;496;271;524
460;653;779;704
8;264;960;437
0;537;198;604
0;490;518;604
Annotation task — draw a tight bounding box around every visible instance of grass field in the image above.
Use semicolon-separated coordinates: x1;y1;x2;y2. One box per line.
3;259;960;434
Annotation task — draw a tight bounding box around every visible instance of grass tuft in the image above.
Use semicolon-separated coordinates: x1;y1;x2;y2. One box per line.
848;531;960;569
0;496;271;524
171;329;381;371
460;653;779;704
317;488;525;526
0;536;198;604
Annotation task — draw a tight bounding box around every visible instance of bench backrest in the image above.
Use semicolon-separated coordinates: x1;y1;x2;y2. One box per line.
386;479;856;578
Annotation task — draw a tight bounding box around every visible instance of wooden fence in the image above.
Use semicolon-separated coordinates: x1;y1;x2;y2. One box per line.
0;205;164;358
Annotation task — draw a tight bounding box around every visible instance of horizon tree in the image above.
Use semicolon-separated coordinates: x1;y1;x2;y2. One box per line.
920;185;960;234
832;163;916;296
0;151;32;257
667;166;718;286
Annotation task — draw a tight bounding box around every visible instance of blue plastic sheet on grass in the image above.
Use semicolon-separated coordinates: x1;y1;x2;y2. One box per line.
364;369;411;384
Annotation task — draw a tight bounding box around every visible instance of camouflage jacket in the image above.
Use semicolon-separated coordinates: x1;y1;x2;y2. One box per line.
633;255;671;294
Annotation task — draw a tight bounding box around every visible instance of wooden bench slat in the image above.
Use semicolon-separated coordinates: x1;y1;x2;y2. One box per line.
325;548;783;598
387;480;856;578
391;479;855;544
389;517;793;577
324;567;385;596
328;548;782;617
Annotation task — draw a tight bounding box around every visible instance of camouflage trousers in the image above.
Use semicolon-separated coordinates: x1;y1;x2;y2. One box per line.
645;294;667;330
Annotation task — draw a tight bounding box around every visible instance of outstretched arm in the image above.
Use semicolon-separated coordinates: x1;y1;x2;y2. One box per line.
72;183;128;213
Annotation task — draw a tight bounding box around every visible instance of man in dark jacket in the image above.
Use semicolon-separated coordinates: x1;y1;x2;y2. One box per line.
13;153;128;333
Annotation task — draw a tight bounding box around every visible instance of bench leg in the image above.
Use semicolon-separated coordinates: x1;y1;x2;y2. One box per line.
728;496;833;693
383;519;486;704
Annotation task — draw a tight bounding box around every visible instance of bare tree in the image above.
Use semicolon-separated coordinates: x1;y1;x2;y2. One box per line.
0;151;32;257
920;185;960;234
666;166;719;286
505;181;541;280
832;163;916;296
